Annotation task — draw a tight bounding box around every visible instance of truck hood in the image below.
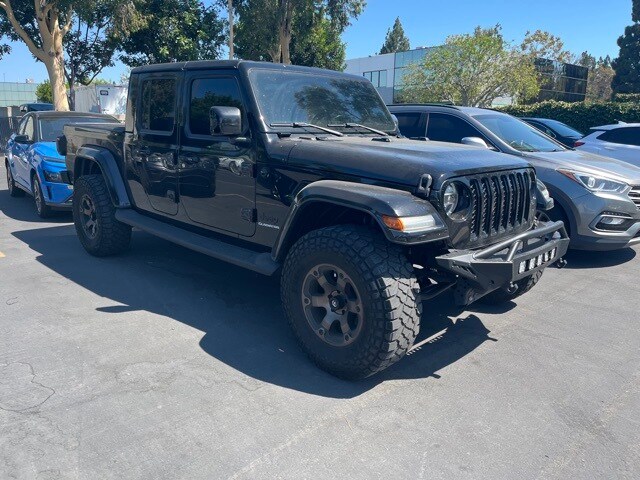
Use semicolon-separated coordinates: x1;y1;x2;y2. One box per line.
523;149;640;185
279;136;530;189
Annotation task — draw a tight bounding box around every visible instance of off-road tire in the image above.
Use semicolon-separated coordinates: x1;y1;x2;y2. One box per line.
73;174;131;257
281;225;421;380
33;174;53;218
6;163;24;197
480;270;543;305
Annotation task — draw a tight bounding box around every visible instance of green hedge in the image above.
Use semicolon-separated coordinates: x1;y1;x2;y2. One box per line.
613;93;640;103
499;100;640;133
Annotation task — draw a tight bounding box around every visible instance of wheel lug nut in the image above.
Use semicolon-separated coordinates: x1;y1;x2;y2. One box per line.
318;328;325;336
344;334;350;341
303;297;310;305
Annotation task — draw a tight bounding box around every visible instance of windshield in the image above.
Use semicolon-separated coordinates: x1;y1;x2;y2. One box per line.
540;119;583;137
38;116;117;142
248;69;396;133
474;114;564;152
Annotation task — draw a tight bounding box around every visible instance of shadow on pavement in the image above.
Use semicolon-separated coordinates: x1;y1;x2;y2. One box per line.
0;189;72;223
563;247;636;269
13;224;500;398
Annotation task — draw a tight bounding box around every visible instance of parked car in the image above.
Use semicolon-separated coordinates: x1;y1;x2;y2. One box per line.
19;102;54;113
520;117;584;149
57;60;569;379
4;111;119;217
389;104;640;251
575;122;640;167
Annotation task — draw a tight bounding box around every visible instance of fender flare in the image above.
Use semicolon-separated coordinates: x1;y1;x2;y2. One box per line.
272;180;448;261
75;146;131;208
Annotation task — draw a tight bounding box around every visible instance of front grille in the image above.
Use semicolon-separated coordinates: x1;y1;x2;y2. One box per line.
629;186;640;209
467;169;535;244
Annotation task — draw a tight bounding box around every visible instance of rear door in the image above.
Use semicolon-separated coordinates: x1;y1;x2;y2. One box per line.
177;73;255;236
128;74;181;216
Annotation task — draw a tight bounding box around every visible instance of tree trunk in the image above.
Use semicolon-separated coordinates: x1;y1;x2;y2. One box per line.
277;0;293;64
228;0;234;59
43;54;70;110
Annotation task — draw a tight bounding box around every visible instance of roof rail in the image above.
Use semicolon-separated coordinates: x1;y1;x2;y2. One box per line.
387;102;460;109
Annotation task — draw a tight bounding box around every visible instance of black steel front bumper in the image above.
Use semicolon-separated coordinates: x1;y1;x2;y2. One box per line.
435;221;570;304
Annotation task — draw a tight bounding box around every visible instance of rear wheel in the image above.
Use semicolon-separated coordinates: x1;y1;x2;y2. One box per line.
73;174;131;256
33;174;52;218
281;225;421;380
6;163;24;197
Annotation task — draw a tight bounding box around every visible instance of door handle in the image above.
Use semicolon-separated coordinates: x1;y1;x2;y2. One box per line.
137;147;151;155
179;156;199;165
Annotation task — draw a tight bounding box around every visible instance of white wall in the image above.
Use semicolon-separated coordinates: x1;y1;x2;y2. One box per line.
345;53;396;104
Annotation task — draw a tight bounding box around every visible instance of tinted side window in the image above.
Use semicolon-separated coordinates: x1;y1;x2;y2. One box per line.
395;113;424;138
188;77;245;136
140;78;176;132
600;127;640;146
426;113;480;143
23;117;35;140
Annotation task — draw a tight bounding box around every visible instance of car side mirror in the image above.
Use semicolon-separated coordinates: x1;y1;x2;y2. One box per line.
209;106;242;136
461;137;489;149
56;135;67;156
14;134;32;144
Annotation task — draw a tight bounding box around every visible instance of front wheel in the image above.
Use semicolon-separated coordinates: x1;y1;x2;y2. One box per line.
33;175;52;218
479;270;543;305
72;174;131;257
281;225;421;380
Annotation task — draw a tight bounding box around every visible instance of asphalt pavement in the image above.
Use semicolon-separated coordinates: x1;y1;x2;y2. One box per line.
1;166;639;479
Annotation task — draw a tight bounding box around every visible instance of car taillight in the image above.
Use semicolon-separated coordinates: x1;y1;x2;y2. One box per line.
574;140;585;147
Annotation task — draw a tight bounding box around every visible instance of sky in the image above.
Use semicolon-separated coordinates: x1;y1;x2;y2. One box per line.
0;0;634;84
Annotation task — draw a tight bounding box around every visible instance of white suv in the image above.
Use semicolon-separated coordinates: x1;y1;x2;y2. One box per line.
576;122;640;167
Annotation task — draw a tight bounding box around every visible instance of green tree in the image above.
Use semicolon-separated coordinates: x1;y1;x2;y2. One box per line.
520;29;572;62
290;7;346;70
235;0;364;65
612;0;640;94
400;26;539;107
36;80;54;103
118;0;226;66
1;0;75;110
379;17;409;54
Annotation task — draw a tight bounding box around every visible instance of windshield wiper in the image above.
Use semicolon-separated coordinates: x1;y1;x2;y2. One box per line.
270;122;343;137
327;123;390;136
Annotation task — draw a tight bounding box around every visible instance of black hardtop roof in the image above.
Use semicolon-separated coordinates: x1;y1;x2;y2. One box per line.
130;59;364;80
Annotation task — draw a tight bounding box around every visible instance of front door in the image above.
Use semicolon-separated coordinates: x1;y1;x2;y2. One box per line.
178;74;255;237
129;74;181;216
11;115;35;189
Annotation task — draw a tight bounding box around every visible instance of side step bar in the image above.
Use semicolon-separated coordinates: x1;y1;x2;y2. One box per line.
115;209;280;276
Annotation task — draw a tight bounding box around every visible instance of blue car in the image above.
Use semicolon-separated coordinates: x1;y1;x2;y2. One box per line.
4;111;118;218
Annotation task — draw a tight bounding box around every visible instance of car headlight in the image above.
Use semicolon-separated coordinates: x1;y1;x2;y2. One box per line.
43;170;63;182
443;183;459;215
558;169;629;193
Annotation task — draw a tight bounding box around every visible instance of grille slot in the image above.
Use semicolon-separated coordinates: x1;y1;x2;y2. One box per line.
630;186;640;209
467;170;534;244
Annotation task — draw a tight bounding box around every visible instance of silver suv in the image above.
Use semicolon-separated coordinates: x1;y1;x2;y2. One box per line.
389;104;640;251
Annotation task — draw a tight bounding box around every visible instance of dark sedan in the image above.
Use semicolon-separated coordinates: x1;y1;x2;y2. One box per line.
520;117;584;149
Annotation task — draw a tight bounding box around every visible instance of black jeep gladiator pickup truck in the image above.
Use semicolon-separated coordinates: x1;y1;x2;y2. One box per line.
58;60;568;379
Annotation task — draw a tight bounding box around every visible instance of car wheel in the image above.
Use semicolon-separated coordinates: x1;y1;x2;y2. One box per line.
73;174;131;257
479;270;543;305
281;225;421;379
33;174;52;218
6;163;25;197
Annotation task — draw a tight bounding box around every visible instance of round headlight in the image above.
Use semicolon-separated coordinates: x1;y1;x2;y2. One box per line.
443;183;459;216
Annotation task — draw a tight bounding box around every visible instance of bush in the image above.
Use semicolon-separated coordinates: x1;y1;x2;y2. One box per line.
613;93;640;103
499;100;640;133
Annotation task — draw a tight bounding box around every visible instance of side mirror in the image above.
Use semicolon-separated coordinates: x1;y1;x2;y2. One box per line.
13;134;32;144
461;136;489;149
209;106;242;136
56;135;67;156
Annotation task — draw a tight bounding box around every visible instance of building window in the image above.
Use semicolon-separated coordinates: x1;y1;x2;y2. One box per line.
363;70;387;88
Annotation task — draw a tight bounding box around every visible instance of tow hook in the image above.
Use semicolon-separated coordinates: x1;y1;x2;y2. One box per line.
556;257;567;269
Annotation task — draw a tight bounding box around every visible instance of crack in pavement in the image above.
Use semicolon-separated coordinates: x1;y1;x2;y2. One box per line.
0;362;56;413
